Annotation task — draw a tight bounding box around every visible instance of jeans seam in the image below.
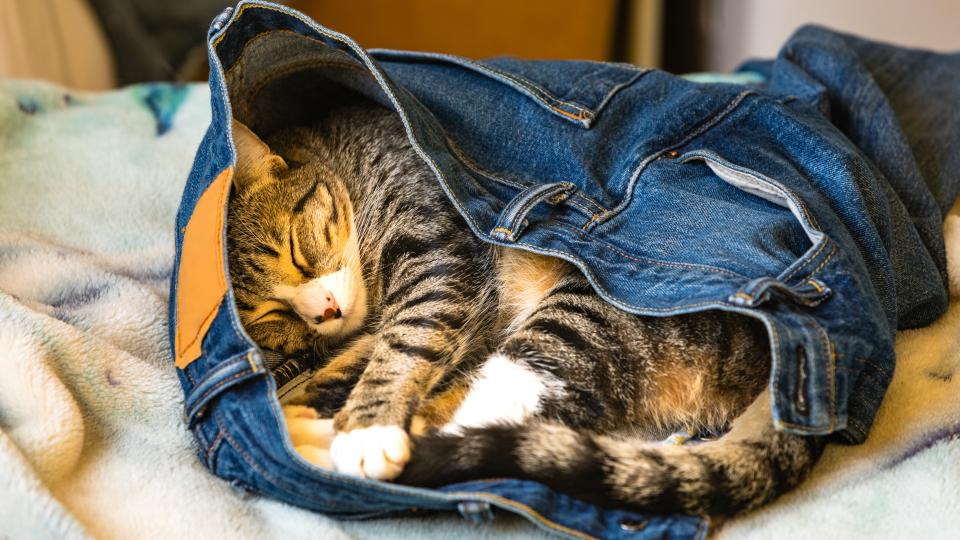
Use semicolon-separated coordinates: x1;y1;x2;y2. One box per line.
860;356;894;377
473;63;592;118
450;493;598;540
215;407;285;487
782;238;831;282
511;238;742;313
792;243;838;283
247;57;367;102
446;138;528;190
600;89;757;225
448;142;604;228
805;317;837;431
206;429;225;469
184;366;197;385
552;220;749;279
447;139;607;216
188;368;256;421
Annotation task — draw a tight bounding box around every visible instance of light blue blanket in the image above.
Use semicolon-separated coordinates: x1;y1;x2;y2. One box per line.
0;80;957;539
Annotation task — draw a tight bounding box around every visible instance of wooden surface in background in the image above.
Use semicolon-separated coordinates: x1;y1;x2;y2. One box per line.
288;0;617;60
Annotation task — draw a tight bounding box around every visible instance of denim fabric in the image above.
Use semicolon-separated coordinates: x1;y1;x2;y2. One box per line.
169;2;960;538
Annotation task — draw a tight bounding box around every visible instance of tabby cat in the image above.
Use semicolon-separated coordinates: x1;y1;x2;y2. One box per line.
226;104;825;515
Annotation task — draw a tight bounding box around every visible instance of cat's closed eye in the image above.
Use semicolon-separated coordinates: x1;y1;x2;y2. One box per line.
288;226;313;277
250;301;296;324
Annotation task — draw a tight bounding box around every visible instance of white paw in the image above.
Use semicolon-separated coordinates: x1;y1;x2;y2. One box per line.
441;354;551;434
283;405;336;468
329;425;411;480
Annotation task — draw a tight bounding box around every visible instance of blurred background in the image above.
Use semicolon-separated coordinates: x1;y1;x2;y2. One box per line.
2;0;959;90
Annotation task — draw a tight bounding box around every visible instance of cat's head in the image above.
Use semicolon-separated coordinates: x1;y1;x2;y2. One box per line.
226;119;367;355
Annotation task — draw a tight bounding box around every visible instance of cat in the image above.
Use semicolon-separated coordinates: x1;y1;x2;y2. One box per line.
226;103;825;515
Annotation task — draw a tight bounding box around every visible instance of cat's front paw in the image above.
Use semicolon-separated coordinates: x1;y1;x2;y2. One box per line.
329;425;411;480
283;405;336;468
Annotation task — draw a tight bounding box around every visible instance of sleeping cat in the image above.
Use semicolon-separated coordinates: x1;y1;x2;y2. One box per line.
226;104;825;515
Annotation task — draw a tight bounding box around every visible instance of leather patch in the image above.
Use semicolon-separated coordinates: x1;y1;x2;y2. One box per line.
175;168;233;369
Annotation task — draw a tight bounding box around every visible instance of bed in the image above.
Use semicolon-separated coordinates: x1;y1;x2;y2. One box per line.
0;78;958;539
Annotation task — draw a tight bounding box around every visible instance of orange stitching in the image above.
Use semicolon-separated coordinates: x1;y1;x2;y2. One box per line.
860;356;894;376
178;303;220;364
797;244;837;283
448;140;609;214
580;214;598;231
206;430;224;464
564;198;594;216
782;237;830;282
246;351;259;373
575;193;606;213
215;408;284;485
214;173;229;292
493;227;513;236
449;493;597;540
550;106;588;121
191;369;254;413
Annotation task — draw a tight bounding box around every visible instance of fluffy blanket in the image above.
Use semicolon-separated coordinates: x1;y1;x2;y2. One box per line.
0;80;957;540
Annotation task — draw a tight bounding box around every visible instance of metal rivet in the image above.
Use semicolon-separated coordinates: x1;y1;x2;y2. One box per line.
665;150;680;158
620;519;647;531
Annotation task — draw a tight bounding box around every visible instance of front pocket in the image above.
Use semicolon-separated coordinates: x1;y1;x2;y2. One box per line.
592;149;821;283
680;150;831;283
369;49;647;127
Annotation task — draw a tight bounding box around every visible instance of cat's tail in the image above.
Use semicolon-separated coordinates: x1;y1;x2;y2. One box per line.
398;391;825;515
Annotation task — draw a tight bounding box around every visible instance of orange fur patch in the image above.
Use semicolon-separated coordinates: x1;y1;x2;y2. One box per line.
497;249;570;331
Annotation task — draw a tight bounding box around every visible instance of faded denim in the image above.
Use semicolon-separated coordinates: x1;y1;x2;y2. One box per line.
169;2;960;538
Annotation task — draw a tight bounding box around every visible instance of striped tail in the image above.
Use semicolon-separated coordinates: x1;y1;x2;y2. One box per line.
398;392;825;515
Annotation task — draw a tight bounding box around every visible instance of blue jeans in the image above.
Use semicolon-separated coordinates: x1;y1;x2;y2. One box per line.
169;2;960;538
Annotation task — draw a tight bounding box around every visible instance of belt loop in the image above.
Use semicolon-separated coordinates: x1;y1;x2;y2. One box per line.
490;181;576;242
728;276;831;308
764;310;838;433
184;350;265;428
457;501;494;524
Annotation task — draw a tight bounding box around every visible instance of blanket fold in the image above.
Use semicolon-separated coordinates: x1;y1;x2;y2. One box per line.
0;79;957;539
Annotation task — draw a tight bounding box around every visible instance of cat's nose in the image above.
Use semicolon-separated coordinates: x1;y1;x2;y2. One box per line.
311;293;341;324
313;307;342;324
293;284;342;324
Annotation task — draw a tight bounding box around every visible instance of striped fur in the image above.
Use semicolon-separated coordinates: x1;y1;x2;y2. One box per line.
227;104;824;515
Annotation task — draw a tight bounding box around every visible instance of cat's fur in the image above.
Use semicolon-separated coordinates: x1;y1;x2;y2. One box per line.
226;104;825;515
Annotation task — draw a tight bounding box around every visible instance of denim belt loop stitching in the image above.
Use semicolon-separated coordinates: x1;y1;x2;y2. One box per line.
457;501;495;525
728;276;832;308
184;349;264;428
490;181;576;242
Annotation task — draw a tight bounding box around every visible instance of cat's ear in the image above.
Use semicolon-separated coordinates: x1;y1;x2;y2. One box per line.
231;119;287;192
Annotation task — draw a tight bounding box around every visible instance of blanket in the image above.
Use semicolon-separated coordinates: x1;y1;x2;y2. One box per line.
0;80;957;540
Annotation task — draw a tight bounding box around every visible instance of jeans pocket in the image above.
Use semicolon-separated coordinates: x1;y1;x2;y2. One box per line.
681;149;833;285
